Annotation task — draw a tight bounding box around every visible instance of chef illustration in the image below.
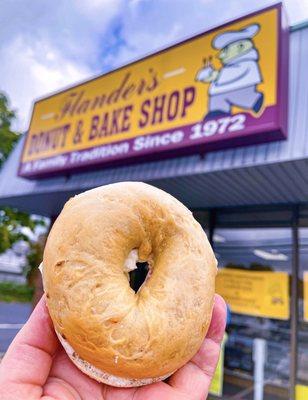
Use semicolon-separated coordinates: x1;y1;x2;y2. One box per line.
196;23;264;120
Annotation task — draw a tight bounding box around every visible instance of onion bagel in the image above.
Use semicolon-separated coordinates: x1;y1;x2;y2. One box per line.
42;182;217;387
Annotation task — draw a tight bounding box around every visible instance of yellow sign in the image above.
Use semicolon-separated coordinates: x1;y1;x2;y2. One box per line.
209;333;227;397
216;268;289;320
303;272;308;322
296;384;308;400
19;4;286;178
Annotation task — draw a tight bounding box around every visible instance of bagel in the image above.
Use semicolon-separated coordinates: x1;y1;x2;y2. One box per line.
42;182;217;387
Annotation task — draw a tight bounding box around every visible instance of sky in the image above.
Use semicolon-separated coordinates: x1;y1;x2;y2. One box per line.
0;0;307;132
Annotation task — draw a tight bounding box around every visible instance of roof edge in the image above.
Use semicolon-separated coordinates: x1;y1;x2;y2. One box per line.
290;20;308;32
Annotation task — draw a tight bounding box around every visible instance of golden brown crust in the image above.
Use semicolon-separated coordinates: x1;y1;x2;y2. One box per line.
55;330;174;387
43;182;217;384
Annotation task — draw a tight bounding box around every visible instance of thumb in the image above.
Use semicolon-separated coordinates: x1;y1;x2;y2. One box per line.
0;296;59;399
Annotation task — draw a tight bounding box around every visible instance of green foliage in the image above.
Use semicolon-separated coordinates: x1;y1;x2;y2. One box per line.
0;281;34;303
0;92;19;167
25;235;46;281
0;207;46;254
0;92;47;256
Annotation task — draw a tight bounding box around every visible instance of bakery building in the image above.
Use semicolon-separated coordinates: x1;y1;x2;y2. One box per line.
0;3;308;399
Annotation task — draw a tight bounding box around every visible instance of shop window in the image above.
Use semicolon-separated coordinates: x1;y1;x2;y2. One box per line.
298;227;308;388
213;226;291;399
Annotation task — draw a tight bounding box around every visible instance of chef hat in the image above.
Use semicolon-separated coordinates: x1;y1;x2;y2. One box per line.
212;23;260;50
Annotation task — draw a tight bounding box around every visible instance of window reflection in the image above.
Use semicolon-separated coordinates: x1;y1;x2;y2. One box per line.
214;228;291;272
214;227;291;396
298;228;308;385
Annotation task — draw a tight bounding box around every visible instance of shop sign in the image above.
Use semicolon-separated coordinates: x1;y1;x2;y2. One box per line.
216;268;289;320
19;4;288;178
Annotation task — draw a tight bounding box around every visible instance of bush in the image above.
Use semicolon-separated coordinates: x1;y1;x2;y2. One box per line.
0;281;34;303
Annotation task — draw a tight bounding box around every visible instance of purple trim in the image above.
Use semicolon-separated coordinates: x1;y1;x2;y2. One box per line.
19;3;288;180
278;4;289;138
19;106;285;179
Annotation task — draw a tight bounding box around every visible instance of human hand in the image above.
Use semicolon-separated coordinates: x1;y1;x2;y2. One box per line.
0;294;226;400
195;57;217;83
203;56;214;69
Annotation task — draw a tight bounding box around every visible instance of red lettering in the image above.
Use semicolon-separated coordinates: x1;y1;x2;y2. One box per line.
99;113;109;137
181;86;195;117
167;91;180;121
28;134;37;155
76;99;91;115
89;116;99;140
59;91;84;119
139;99;151;128
122;84;136;100
151;95;166;124
137;79;147;95
146;68;159;92
27;125;70;154
107;73;131;104
110;109;121;134
122;105;133;131
91;94;107;110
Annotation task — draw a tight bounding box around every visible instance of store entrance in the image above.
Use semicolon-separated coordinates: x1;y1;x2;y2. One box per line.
193;206;296;400
211;226;292;399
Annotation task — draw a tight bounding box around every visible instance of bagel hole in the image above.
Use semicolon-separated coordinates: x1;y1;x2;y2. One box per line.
129;262;149;293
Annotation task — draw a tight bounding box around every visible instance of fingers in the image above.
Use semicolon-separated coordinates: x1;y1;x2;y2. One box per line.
128;381;189;400
47;348;102;399
200;294;227;345
0;296;59;392
168;294;227;399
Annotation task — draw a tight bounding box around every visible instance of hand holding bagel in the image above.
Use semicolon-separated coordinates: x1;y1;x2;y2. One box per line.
0;182;225;399
0;294;226;400
42;182;218;386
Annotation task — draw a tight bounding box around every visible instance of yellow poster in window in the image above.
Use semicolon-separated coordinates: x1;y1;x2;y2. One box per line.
303;272;308;322
209;334;227;397
296;384;308;400
216;268;289;320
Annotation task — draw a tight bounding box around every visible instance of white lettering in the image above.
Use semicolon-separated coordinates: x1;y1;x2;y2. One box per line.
190;114;246;140
32;155;68;171
69;142;130;164
133;130;184;152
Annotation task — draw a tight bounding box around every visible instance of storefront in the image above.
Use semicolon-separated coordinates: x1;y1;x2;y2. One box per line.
0;4;307;399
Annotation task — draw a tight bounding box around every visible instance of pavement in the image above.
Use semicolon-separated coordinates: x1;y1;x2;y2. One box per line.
0;301;32;353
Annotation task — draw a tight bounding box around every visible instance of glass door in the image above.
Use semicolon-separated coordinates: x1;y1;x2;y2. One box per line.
211;226;292;400
297;226;308;394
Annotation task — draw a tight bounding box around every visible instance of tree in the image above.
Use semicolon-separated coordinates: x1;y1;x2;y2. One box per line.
0;207;46;254
0;92;19;167
26;234;47;307
0;92;47;261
